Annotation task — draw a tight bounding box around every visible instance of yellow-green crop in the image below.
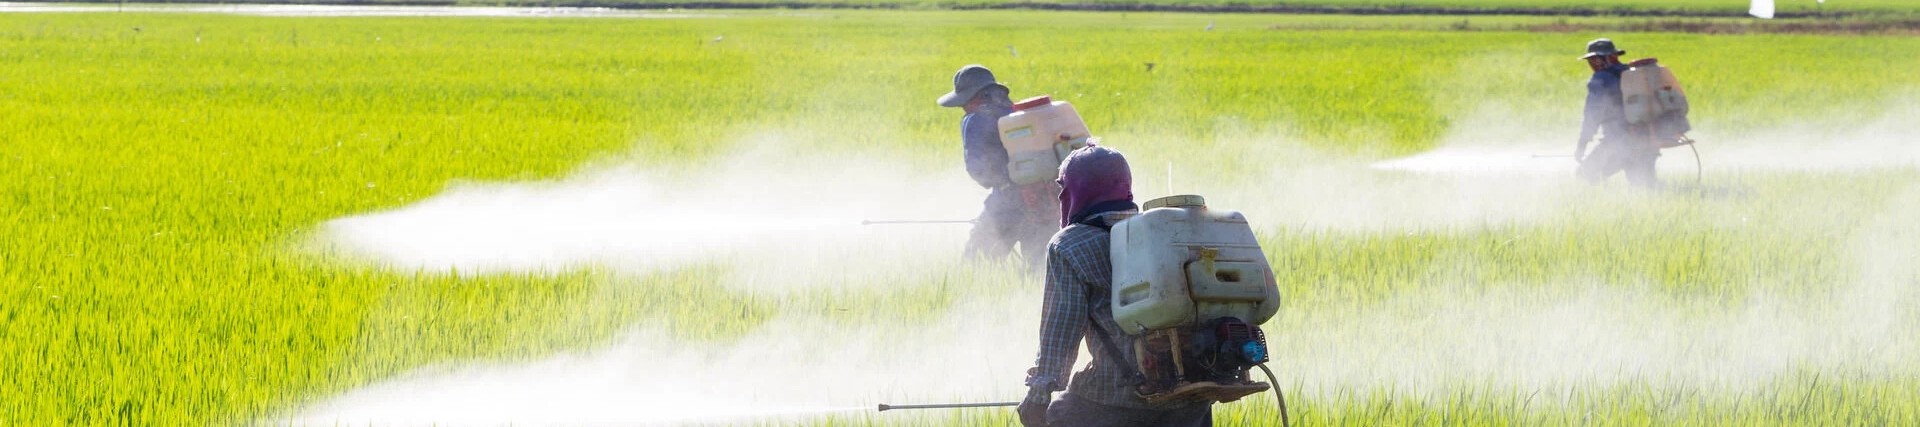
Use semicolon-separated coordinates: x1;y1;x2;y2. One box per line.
2;9;1918;426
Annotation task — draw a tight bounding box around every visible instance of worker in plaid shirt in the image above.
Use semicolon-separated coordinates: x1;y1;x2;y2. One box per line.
1019;145;1213;427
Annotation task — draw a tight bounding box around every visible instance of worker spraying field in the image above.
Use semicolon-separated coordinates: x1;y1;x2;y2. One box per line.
884;195;1297;427
304;63;1920;426
14;10;1920;427
300;127;1920;425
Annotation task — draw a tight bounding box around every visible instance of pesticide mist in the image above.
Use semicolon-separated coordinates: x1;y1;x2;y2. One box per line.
302;110;1919;424
1373;98;1920;175
321;142;981;292
304;141;1043;425
292;294;1040;426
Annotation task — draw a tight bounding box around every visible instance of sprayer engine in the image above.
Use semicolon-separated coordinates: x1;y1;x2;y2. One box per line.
1130;317;1271;404
1193;317;1269;379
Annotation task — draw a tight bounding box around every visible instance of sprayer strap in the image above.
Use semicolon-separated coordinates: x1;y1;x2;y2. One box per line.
1086;313;1148;386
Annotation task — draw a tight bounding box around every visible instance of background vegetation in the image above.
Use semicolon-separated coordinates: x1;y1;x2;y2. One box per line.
2;9;1917;426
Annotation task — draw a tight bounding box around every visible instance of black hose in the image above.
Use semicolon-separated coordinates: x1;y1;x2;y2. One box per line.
1256;363;1290;427
1688;141;1703;185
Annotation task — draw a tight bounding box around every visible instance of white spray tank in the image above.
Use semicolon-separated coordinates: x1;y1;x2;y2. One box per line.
1110;195;1280;335
1621;58;1692;144
998;95;1093;186
1106;195;1280;404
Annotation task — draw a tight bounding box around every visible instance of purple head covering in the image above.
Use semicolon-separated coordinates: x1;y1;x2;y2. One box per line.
1057;144;1133;227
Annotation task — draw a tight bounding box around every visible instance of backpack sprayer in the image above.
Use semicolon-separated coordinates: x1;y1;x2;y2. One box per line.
1537;58;1704;184
1000;95;1093;186
878;195;1292;427
864;95;1091;227
1622;57;1703;184
1107;195;1286;420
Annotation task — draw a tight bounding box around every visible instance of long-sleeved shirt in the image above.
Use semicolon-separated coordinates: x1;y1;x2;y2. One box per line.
1580;63;1633;145
963;103;1039;227
1027;215;1184;410
960;103;1014;190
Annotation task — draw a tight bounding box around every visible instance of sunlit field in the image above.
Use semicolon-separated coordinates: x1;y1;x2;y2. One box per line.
3;9;1918;426
62;0;1917;17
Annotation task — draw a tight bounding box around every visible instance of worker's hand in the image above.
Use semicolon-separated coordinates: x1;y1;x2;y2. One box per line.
1573;147;1587;164
1017;386;1051;427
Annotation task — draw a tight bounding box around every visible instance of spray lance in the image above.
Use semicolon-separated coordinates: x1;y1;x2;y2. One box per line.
875;401;1018;412
860;219;976;226
1536;138;1703;185
1624;57;1704;185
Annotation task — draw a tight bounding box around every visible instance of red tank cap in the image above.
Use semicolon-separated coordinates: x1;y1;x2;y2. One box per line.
1629;58;1659;67
1013;95;1052;112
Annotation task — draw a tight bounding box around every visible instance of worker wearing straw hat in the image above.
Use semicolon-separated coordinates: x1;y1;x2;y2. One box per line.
939;64;1061;269
1575;38;1660;189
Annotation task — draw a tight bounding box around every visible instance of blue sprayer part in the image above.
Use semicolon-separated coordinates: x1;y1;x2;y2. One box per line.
1244;341;1267;363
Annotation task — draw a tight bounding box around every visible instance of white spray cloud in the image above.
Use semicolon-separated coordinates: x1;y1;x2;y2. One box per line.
1694;99;1920;173
302;137;1060;426
291;294;1043;426
1244;152;1584;232
1301;97;1920;232
1125;133;1590;233
1277;187;1920;400
1374;98;1920;176
322;141;985;292
1109;99;1920;401
1252;98;1920;397
302;101;1918;426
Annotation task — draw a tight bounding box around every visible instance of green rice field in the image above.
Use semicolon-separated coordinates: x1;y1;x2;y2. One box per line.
2;8;1918;426
71;0;1920;17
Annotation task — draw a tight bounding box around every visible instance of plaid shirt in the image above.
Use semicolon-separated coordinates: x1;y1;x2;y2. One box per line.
1027;216;1165;409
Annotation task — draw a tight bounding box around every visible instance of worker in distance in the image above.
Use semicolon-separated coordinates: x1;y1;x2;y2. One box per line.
1574;38;1659;188
1574;38;1695;188
939;64;1063;270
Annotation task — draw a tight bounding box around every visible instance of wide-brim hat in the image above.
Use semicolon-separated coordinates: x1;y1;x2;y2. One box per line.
1580;38;1625;59
937;64;1005;108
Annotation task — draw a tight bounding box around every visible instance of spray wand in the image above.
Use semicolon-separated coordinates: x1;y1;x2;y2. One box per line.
860;219;976;226
1534;135;1704;186
875;401;1018;411
876;376;1293;427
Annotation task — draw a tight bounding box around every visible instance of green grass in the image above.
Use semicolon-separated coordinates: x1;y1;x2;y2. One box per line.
2;9;1918;426
87;0;1920;17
